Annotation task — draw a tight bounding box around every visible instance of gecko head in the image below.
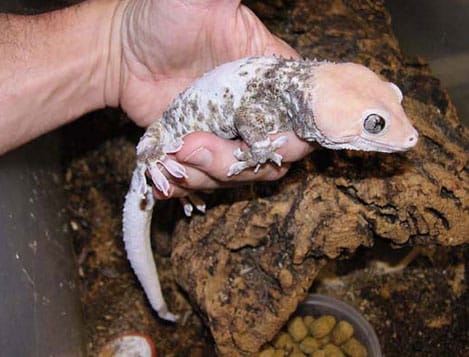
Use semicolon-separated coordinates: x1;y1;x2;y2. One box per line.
309;62;418;152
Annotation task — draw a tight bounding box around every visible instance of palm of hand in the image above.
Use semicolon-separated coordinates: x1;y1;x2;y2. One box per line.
119;0;298;126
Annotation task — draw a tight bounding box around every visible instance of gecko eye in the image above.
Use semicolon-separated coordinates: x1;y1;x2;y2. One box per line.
363;114;386;134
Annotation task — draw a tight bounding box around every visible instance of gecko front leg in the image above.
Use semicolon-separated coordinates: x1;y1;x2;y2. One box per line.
228;105;289;176
228;136;288;176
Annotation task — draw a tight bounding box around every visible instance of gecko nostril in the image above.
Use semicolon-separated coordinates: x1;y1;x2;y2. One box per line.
407;132;418;147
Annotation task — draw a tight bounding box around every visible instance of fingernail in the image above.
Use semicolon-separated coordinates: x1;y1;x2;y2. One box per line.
183;147;212;167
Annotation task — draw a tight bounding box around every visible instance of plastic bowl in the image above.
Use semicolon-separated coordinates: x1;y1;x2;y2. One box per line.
295;294;382;357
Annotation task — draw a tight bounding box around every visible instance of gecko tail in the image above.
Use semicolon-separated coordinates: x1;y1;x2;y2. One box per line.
122;166;178;322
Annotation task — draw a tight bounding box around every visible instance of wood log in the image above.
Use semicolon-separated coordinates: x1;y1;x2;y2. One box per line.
171;0;468;355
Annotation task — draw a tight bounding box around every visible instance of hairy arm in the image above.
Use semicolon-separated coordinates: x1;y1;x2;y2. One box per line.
0;0;123;154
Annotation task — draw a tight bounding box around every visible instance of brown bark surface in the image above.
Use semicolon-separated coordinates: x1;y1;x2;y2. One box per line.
171;0;469;355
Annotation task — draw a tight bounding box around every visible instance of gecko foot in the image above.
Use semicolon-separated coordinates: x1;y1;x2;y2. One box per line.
228;136;287;176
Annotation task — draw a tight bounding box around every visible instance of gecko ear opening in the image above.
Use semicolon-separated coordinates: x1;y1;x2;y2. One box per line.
389;82;403;103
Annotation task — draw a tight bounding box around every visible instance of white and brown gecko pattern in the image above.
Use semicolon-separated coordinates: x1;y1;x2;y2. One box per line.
123;56;418;321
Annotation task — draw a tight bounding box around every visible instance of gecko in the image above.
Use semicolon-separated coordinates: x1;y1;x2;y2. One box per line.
122;56;418;321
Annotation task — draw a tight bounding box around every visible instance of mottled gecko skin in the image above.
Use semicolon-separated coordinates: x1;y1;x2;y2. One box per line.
123;56;418;321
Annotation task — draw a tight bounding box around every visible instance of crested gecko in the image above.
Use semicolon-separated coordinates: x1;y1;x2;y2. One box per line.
122;56;418;321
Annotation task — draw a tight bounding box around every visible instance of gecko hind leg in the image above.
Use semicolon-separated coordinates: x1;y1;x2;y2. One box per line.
228;136;288;176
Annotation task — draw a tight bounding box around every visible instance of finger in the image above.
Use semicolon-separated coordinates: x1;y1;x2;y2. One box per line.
236;4;300;60
153;162;289;199
152;183;194;200
175;132;305;182
175;161;290;188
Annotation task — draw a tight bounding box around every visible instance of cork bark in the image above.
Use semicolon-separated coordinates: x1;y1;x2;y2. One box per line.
170;0;469;355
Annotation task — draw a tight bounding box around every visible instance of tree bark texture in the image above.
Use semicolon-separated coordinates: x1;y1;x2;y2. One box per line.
171;0;468;355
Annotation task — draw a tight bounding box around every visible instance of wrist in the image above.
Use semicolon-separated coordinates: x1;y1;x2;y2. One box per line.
101;0;129;108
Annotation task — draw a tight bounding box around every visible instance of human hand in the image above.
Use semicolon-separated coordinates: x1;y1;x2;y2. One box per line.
110;0;313;198
150;132;314;199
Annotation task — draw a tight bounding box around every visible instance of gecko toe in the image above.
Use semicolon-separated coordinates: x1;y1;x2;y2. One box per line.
188;193;206;213
159;158;187;179
148;162;170;196
272;135;288;149
133;164;150;197
269;152;283;166
227;161;251;176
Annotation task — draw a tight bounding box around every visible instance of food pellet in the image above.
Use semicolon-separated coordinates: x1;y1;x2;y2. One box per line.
290;351;306;357
331;320;354;345
288;316;309;342
258;347;276;357
323;343;345;357
258;311;371;357
310;315;337;338
299;336;320;354
341;337;367;357
312;350;326;357
283;339;300;354
303;315;315;328
317;335;331;347
273;349;285;357
274;333;293;349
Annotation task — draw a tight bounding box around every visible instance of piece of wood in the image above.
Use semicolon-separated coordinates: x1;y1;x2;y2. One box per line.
171;1;468;355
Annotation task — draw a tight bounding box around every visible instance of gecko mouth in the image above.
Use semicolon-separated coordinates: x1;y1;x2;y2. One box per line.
317;136;413;153
354;137;413;153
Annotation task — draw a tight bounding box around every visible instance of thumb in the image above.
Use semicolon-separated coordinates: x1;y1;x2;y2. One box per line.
175;132;245;180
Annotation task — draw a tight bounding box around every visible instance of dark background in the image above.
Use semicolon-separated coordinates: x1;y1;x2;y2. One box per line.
387;0;469;125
